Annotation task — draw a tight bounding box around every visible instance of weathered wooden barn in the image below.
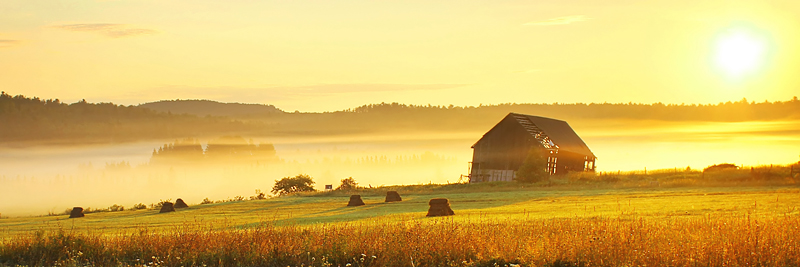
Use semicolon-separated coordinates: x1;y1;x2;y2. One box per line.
469;113;596;182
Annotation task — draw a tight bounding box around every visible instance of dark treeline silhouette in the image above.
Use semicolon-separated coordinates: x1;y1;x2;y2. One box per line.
0;92;254;144
3;91;799;144
139;99;283;117
261;97;800;134
340;97;800;121
150;136;278;165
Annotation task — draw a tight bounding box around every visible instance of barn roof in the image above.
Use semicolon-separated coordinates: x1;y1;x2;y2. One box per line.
515;113;595;158
475;113;595;158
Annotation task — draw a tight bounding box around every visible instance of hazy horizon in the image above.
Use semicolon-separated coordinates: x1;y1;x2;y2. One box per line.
3;1;800;217
2;117;799;217
3;1;800;111
6;90;800;114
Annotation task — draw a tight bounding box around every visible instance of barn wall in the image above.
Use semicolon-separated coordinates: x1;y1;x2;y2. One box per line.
470;116;538;182
473;169;515;182
552;150;588;175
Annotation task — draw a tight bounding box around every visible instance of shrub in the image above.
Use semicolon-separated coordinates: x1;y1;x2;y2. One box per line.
150;199;172;209
336;177;358;190
272;174;316;196
704;163;738;172
250;189;266;200
108;204;124;212
516;146;549;183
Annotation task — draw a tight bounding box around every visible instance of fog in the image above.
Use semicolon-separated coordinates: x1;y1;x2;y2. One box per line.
1;120;799;217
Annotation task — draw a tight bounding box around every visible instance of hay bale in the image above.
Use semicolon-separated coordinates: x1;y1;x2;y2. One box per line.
429;198;450;205
347;195;365;206
385;191;402;202
426;198;454;217
159;202;175;213
69;207;84;218
174;198;189;208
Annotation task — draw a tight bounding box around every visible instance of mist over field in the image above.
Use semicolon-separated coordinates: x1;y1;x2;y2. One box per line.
1;102;799;216
0;94;798;216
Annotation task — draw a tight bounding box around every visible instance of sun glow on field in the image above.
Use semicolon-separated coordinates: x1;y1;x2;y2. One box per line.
714;26;768;77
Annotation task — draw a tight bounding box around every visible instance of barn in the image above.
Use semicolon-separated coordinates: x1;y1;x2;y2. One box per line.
469;113;596;182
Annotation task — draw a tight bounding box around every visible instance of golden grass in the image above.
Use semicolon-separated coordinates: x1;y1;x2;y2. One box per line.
2;166;799;266
2;214;799;266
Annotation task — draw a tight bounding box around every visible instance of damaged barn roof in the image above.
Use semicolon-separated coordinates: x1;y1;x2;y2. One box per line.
513;113;595;158
474;113;595;158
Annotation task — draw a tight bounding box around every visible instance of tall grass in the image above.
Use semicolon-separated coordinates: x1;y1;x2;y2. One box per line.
2;214;799;266
567;164;797;188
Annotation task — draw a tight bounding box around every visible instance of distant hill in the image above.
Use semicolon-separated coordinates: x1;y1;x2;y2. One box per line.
3;91;800;145
139;100;284;117
0;92;258;145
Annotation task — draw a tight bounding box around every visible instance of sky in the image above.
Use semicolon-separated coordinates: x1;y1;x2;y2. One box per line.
2;0;800;112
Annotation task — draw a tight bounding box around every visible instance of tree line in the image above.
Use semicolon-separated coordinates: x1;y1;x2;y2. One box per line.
338;97;800;121
150;136;278;165
3;91;799;145
0;91;255;144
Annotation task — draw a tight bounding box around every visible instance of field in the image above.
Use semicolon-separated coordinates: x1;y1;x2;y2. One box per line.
1;169;800;266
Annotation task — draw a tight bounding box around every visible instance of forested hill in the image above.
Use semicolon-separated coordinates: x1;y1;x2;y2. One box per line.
139;100;284;117
2;91;800;145
340;98;800;121
0;92;256;145
141;97;800;122
257;98;800;136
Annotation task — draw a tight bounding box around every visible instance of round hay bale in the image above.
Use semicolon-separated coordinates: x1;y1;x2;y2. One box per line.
159;202;176;213
426;198;454;217
174;198;189;209
347;195;365;206
428;198;449;205
69;207;84;218
385;191;402;202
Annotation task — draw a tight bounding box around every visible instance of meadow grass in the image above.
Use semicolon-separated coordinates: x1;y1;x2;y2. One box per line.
1;166;799;266
2;213;800;266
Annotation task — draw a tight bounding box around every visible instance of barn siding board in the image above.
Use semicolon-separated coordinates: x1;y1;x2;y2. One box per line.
470;113;596;183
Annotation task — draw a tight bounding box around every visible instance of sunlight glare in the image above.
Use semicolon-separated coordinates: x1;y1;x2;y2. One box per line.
714;27;767;77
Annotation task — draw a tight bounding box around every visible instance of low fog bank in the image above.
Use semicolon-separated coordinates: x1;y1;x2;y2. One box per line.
0;133;472;217
2;120;800;217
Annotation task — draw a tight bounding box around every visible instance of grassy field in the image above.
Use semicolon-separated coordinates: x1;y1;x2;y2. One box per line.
2;184;799;236
1;168;800;266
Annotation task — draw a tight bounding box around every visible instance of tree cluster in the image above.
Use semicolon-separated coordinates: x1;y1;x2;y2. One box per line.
0;92;254;144
150;136;278;165
271;174;316;196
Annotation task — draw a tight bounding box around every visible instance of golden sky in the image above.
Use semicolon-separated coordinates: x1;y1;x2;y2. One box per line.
1;0;799;112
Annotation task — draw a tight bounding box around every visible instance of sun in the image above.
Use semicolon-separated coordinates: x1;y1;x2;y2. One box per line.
714;26;768;77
